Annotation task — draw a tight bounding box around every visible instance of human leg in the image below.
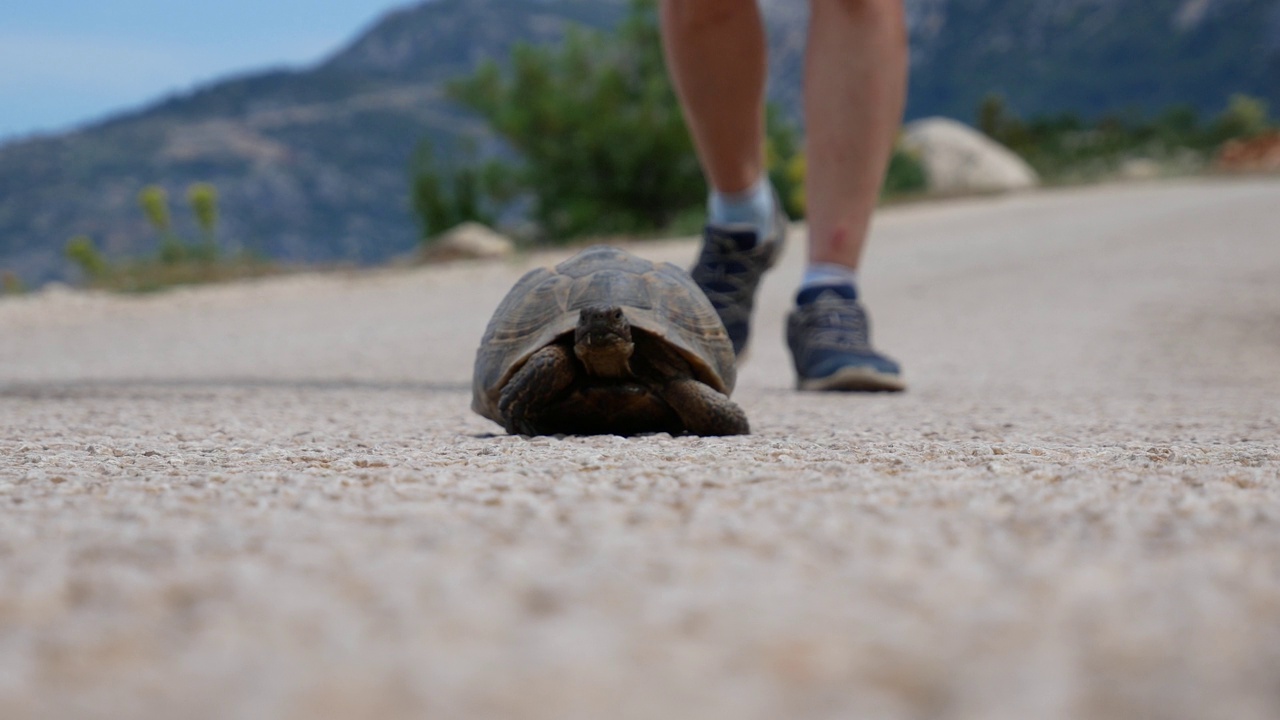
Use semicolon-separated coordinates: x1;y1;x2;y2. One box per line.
788;0;909;391
660;0;768;194
662;0;787;356
803;0;908;271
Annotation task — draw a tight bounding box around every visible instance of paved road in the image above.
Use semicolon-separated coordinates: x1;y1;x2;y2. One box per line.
2;178;1279;719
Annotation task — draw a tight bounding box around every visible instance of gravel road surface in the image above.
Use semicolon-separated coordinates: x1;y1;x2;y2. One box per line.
2;178;1279;719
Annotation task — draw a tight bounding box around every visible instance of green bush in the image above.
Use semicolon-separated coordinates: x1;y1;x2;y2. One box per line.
187;182;220;260
416;0;944;239
765;105;805;220
65;181;272;293
444;0;700;240
882;146;928;197
139;185;188;264
65;235;109;280
1212;94;1271;142
975;92;1275;183
411;139;500;241
138;186;172;235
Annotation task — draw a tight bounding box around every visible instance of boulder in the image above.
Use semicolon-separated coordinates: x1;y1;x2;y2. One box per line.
424;222;515;262
901;117;1040;194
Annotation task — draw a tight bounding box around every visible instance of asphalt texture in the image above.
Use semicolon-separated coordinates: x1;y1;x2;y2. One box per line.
2;177;1279;719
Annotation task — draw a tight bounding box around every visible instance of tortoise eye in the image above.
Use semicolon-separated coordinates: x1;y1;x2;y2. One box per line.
612;309;624;320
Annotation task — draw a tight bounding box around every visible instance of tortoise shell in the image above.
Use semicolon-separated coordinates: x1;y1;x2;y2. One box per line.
472;245;737;424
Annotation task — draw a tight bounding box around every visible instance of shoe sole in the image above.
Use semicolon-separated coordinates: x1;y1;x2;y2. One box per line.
798;366;907;392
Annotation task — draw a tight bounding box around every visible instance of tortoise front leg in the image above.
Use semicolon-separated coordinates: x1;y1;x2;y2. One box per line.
498;344;577;435
661;378;750;436
635;335;748;436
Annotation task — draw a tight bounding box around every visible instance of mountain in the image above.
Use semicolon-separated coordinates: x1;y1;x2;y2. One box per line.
905;0;1280;120
0;0;623;285
2;0;1277;285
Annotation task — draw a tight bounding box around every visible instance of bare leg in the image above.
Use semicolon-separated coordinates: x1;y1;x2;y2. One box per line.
660;0;768;194
804;0;909;269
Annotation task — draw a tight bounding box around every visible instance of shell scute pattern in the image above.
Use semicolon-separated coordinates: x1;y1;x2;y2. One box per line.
471;246;737;424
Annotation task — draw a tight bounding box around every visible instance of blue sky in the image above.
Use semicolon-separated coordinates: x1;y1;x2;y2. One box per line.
0;1;412;143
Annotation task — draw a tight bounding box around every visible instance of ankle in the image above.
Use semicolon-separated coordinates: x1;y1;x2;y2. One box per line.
708;176;776;246
797;264;859;304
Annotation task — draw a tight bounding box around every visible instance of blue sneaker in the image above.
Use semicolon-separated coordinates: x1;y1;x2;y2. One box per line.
786;285;906;392
690;205;788;356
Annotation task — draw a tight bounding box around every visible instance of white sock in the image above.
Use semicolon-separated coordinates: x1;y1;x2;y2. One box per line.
708;176;775;247
800;263;858;290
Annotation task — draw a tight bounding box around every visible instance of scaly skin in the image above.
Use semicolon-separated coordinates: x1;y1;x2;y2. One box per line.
498;344;576;435
500;305;748;436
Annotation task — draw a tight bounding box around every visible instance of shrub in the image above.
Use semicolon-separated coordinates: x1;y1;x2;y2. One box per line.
65;235;109;280
411;139;500;241
444;0;701;240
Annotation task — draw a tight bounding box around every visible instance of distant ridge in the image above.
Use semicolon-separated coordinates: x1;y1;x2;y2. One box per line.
0;0;623;285
2;0;1277;285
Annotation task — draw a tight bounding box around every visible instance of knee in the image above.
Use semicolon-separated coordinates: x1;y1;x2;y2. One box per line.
662;0;756;32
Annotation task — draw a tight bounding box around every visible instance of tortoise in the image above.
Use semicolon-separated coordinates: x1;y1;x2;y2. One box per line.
472;245;749;436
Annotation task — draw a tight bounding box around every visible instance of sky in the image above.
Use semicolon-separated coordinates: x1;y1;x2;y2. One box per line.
0;1;412;143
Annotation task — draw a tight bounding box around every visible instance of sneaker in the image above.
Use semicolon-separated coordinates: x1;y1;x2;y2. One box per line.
786;285;906;392
690;203;788;356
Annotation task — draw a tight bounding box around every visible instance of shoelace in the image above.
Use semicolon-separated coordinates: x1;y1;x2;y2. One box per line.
798;295;872;353
692;234;759;324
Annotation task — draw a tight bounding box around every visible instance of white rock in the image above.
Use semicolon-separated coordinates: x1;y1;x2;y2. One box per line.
38;281;76;296
901;117;1040;194
1119;157;1163;180
426;222;515;262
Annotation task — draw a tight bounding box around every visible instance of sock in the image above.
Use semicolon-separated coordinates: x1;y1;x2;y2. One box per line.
708;176;775;248
797;263;859;305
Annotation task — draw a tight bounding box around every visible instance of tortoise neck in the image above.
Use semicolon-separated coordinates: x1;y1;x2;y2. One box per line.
574;341;634;379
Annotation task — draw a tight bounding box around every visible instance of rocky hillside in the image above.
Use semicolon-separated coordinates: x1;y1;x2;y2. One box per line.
2;0;1277;284
907;0;1280;120
0;0;621;285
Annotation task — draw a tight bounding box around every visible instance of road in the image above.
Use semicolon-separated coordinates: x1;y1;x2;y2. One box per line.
2;177;1279;719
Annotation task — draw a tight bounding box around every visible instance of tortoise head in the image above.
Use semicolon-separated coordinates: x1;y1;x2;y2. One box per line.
574;305;634;378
